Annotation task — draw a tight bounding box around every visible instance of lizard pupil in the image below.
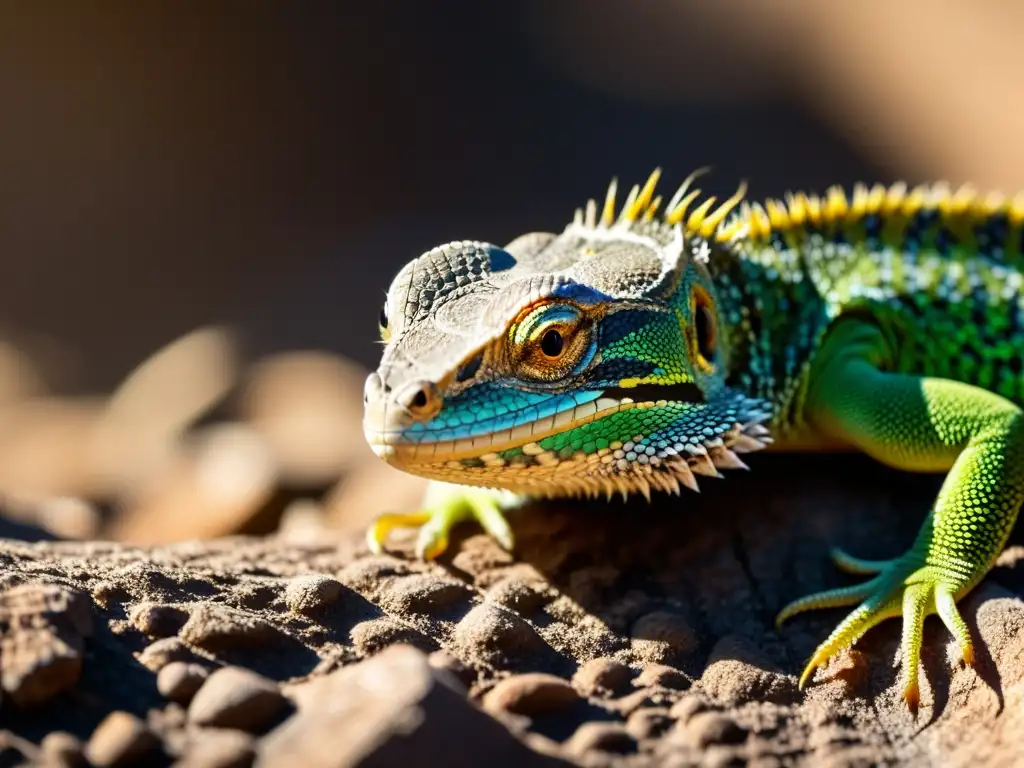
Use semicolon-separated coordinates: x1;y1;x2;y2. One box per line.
540;329;564;358
379;306;389;329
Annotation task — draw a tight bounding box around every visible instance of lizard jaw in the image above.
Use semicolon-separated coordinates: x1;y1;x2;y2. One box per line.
364;388;774;498
365;394;637;464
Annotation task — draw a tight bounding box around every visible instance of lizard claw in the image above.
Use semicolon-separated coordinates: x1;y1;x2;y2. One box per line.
777;550;975;714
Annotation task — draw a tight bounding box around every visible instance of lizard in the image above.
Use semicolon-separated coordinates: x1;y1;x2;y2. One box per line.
361;168;1024;712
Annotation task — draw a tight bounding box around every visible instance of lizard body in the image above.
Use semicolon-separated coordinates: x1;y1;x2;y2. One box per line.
362;169;1024;711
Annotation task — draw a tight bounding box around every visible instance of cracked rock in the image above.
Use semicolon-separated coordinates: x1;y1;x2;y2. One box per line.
0;582;93;707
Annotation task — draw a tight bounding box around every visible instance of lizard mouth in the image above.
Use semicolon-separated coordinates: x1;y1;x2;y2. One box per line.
364;382;708;465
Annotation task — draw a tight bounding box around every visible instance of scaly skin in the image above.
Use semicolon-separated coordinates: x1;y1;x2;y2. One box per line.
362;169;1024;712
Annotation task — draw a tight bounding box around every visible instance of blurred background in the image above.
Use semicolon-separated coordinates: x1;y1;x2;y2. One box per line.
1;0;1022;545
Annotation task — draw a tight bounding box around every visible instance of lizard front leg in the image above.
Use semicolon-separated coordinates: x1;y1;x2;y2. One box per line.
776;319;1024;712
366;481;523;560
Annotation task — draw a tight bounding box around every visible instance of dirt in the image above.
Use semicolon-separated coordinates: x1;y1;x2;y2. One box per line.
4;450;1024;767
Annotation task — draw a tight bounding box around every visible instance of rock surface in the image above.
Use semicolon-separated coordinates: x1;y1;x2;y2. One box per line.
2;453;1024;766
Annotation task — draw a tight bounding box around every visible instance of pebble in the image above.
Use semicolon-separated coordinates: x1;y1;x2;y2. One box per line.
129;602;189;637
39;731;85;767
669;695;711;723
481;673;580;716
485;577;551;615
84;711;161;767
349;616;437;655
179;603;293;652
157;661;210;704
187;666;289;732
610;688;666;716
626;707;674;740
564;722;637;757
685;712;747;748
90;581;131;608
629;610;699;665
136;637;201;671
700;655;796;706
635;663;691;690
571;657;634;698
283;574;343;618
379;574;474;616
178;728;256;768
337;556;410;595
452;603;547;667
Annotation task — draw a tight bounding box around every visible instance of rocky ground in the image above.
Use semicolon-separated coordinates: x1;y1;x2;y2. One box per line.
2;331;1024;766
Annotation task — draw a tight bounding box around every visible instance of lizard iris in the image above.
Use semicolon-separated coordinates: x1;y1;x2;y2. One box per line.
362;169;1024;713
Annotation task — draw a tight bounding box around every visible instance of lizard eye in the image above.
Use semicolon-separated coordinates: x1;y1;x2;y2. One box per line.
511;303;594;382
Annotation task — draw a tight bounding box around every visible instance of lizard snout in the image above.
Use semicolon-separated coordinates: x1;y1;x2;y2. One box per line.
363;372;442;438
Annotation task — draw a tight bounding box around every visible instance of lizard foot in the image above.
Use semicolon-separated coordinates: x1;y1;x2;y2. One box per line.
366;482;518;560
776;546;975;714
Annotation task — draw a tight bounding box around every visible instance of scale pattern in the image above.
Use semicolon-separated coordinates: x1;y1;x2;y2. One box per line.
363;169;1024;713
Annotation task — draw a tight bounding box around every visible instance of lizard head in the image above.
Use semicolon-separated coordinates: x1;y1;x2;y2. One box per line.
363;170;773;499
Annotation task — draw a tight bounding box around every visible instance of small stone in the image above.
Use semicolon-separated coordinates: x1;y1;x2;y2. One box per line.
91;581;131;607
337;556;410;595
626;707;673;740
40;731;86;766
485;577;551;615
482;673;580;716
179;603;294;653
701;635;796;706
669;695;710;723
187;666;289;732
571;657;634;698
564;722;636;757
629;611;699;666
350;616;437;655
379;574;475;616
684;712;747;748
136;637;202;671
85;711;162;767
157;661;209;704
129;602;189;637
284;574;343;618
453;603;548;668
610;688;666;716
635;663;691;690
178;728;256;768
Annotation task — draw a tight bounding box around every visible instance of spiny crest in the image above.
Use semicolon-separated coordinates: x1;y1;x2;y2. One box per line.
719;180;1024;259
574;171;1024;263
572;167;749;242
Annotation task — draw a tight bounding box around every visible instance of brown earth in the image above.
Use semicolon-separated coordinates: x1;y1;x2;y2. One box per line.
4;451;1024;767
3;335;1024;766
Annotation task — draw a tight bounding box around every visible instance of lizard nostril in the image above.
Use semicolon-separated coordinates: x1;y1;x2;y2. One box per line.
411;389;428;409
401;381;440;420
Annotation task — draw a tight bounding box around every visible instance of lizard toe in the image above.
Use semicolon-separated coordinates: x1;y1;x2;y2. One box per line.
367;484;517;560
782;552;976;714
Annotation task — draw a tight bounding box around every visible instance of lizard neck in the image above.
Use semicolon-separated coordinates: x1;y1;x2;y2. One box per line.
707;240;831;439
